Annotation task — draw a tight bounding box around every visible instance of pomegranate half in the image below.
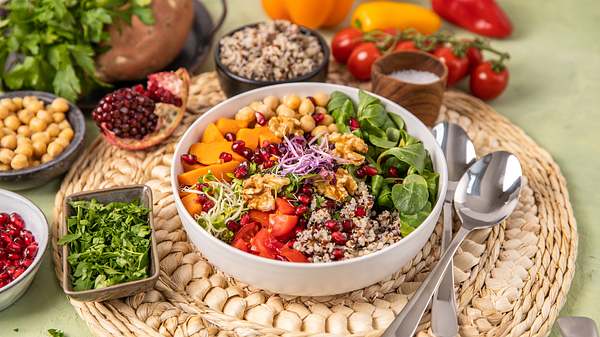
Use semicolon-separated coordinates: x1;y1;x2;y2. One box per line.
92;68;190;150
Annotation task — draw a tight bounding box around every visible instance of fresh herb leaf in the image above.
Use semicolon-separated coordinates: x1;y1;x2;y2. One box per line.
377;143;427;174
391;174;429;214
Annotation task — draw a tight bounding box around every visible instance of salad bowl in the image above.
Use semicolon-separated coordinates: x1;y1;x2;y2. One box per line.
171;83;448;296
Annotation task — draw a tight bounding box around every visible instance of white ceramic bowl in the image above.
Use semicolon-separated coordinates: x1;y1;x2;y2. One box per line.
171;83;448;296
0;189;49;310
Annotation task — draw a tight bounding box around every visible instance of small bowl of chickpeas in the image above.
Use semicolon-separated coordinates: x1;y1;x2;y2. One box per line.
0;91;86;191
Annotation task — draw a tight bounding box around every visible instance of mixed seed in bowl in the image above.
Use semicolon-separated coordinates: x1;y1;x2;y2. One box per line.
177;90;439;263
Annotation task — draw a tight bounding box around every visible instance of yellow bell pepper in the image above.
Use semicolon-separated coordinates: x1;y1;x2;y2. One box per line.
352;1;442;34
261;0;354;29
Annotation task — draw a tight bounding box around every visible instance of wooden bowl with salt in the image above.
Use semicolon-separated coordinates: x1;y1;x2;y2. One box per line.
372;51;448;126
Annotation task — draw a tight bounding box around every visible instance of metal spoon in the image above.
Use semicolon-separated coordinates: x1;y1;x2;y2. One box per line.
431;122;477;337
382;151;523;337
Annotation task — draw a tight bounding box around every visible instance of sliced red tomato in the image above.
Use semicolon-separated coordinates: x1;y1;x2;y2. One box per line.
268;214;298;239
248;210;270;226
279;246;308;263
231;221;260;252
275;197;296;215
251;229;277;259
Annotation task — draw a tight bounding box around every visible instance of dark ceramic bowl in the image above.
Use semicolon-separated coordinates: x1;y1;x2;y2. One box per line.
0;91;86;191
215;22;330;97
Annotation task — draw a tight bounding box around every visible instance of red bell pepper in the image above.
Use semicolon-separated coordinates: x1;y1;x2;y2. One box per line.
431;0;513;38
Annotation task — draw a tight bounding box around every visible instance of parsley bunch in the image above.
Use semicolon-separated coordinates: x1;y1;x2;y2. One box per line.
0;0;154;101
58;199;152;291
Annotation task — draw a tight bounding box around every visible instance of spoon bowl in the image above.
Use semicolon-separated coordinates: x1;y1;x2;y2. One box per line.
432;122;477;184
454;151;522;229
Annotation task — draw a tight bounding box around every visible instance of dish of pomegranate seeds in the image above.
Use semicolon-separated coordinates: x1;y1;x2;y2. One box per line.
0;212;39;289
177;90;439;263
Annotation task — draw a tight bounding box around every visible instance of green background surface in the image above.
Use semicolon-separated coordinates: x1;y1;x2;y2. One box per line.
1;0;599;335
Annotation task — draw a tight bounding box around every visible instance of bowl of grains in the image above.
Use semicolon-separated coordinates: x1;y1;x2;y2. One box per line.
0;91;86;190
171;82;448;296
215;20;329;97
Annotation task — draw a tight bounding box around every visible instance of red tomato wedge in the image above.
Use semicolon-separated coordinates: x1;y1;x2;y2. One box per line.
275;198;296;215
251;229;277;259
248;210;270;226
268;214;298;239
231;222;260;252
279;246;308;263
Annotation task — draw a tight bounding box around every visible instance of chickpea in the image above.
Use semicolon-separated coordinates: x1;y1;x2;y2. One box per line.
15;143;34;158
276;104;296;118
25;100;44;113
250;102;274;119
47;141;65;157
0;148;15;165
263;96;279;110
311;125;329;137
17;125;31;137
50;98;69;113
58;120;71;130
10;154;28;170
320;114;334;126
315;106;327;115
0;134;17;150
41;153;53;163
17;109;34;124
58;128;74;142
16;135;32;146
29;117;47;132
3;128;15;136
31;132;50;144
52;112;65;123
283;95;301;110
53;137;70;148
11;97;23;110
235;106;255;123
36;110;53;124
327;124;338;133
32;141;46;158
21;96;38;108
46;123;61;137
0;120;3;129
298;98;315;116
313;92;330;107
0;106;9;119
0;98;17;112
0;164;9;171
4;115;21;131
299;115;316;132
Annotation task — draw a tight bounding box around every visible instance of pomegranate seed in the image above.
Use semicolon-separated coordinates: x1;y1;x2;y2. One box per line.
21;258;33;267
255;112;266;126
258;148;270;161
363;166;378;176
7;242;22;252
240;213;251;225
300;184;312;195
202;200;215;211
295;205;308;215
325;200;337;209
251;153;265;164
388;166;399;177
231;140;246;153
9;213;24;230
196;193;208;204
0;272;8;281
241;148;254;160
266;143;280;155
324;220;339;232
312;113;324;124
224;132;236;141
0;213;8;226
262;160;274;169
355;206;367;217
355;166;366;178
331;231;347;245
24;244;38;259
332;248;345;260
21;230;34;245
297;194;311;205
12;267;25;279
342;219;354;232
234;163;249;179
226;220;241;232
219;152;233;163
8;253;20;260
349;118;360;130
181;154;198;165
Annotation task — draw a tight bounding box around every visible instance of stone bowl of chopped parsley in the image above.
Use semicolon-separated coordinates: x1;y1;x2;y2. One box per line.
58;185;159;301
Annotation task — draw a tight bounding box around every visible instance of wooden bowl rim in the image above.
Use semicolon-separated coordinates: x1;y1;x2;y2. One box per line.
372;50;448;87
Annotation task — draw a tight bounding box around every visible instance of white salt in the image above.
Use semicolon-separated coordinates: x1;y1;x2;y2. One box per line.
388;69;440;84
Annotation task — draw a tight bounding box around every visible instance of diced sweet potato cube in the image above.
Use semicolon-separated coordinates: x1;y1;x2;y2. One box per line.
182;193;202;217
236;128;261;150
216;118;248;135
202;123;225;143
189;141;245;165
177;160;241;186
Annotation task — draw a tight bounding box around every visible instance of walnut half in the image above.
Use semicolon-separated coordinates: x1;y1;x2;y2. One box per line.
243;174;290;211
328;132;368;165
315;168;358;201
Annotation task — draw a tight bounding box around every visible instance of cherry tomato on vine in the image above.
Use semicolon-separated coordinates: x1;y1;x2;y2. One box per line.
466;47;484;71
469;61;509;100
433;46;470;86
394;40;418;52
347;42;382;81
331;27;363;64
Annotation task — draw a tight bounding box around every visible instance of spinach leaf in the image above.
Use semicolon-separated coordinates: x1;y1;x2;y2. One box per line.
377;143;427;173
399;202;432;235
358;89;380;113
369;134;398;149
386;127;401;143
361;119;387;139
370;175;385;198
377;184;394;209
327;91;353;113
422;171;439;204
391;174;429;214
388;113;405;130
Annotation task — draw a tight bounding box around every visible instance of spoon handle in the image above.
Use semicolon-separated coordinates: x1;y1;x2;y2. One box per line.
381;226;471;337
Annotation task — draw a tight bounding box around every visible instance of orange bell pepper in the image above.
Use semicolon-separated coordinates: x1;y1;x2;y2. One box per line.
351;1;441;34
261;0;354;29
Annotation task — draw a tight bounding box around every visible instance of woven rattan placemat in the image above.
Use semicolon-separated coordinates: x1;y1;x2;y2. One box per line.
51;65;577;337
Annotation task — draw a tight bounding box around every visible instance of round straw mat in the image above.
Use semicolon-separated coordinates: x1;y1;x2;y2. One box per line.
51;65;577;337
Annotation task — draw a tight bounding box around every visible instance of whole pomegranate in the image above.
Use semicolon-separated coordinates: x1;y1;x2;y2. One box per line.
92;68;190;150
